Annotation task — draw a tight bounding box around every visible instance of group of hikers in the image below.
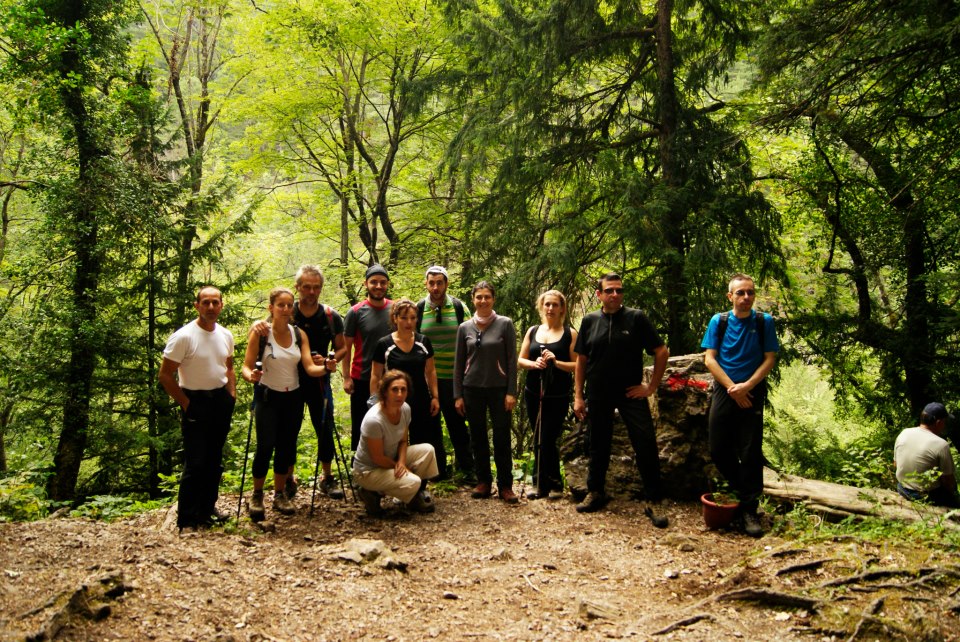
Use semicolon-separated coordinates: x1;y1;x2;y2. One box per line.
158;262;957;538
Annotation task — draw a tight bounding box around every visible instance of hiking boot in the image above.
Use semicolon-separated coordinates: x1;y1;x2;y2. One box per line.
526;489;542;500
547;489;564;501
499;487;519;504
408;490;436;513
320;475;345;500
249;490;265;522
643;501;669;529
471;483;492;499
743;511;763;538
205;508;231;526
357;487;384;517
273;491;295;516
576;491;608;513
284;478;298;500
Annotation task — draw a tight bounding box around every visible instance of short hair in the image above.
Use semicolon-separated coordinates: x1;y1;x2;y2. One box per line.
596;272;622;291
269;287;295;305
536;290;567;323
728;273;755;293
390;297;417;328
295;265;324;288
378;369;413;406
195;285;222;302
472;280;496;298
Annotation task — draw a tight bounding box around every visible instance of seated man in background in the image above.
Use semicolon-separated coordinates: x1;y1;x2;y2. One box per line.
895;402;960;508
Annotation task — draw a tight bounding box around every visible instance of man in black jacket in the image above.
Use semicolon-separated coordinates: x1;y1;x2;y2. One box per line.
573;273;669;526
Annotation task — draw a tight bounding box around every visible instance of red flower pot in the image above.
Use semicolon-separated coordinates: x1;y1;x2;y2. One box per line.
701;493;739;530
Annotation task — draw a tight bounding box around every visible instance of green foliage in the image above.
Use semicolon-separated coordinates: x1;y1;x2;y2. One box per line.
0;469;52;522
767;362;895;488
70;494;172;522
773;504;960;551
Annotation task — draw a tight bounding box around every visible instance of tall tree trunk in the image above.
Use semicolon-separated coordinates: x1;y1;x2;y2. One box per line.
655;0;690;353
49;0;103;501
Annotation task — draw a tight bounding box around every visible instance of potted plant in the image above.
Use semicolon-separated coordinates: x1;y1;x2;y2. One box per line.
701;481;739;530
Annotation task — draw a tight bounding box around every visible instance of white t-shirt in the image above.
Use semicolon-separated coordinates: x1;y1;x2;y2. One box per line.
163;320;234;390
895;426;955;491
259;326;301;392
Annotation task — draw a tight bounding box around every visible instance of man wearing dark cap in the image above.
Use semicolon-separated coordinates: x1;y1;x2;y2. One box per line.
894;402;960;508
343;265;393;449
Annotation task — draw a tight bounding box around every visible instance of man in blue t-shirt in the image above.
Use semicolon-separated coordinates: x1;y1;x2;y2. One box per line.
701;273;779;537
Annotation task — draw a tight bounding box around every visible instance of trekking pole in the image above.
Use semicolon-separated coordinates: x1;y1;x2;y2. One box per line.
236;362;260;523
308;378;329;517
333;419;357;502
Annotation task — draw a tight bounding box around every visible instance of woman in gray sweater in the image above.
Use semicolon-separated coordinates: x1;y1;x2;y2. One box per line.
453;281;519;503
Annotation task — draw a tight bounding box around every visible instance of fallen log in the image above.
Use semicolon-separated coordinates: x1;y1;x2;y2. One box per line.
763;468;960;527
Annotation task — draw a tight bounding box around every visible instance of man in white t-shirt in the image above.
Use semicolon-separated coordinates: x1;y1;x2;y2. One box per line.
159;286;237;531
894;402;959;508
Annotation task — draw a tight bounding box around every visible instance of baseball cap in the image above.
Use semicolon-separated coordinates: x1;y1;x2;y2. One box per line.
425;265;448;279
365;264;389;280
923;402;953;421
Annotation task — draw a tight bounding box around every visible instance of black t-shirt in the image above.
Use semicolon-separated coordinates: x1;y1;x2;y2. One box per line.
524;325;573;398
574;306;664;397
294;302;344;356
372;333;434;401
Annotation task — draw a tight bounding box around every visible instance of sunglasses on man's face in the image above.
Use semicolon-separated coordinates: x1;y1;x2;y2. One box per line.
602;287;624;295
733;289;756;297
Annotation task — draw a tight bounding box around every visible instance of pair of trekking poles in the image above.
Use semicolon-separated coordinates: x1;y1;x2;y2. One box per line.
235;355;357;523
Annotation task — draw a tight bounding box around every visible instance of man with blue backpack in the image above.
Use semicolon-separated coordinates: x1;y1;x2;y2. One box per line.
701;273;779;537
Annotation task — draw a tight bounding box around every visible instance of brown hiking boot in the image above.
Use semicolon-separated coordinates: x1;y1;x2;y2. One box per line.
357;487;384;516
575;491;608;513
499;487;518;504
249;490;265;522
273;491;295;516
471;483;492;499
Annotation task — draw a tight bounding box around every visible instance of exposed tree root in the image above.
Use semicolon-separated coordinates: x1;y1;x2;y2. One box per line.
651;613;714;635
776;558;836;576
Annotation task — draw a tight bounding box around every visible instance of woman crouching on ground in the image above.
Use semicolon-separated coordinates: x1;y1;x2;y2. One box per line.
352;369;438;516
241;287;334;521
453;281;519;503
518;290;577;500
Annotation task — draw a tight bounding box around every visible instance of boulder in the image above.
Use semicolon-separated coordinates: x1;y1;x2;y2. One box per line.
561;353;715;501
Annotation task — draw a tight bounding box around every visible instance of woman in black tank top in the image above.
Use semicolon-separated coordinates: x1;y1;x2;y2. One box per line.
518;290;579;499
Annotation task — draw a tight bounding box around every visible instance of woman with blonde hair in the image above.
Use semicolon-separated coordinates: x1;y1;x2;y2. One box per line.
518;290;578;499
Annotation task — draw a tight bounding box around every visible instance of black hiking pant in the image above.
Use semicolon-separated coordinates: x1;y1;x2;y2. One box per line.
179;386;235;528
586;394;662;500
708;381;766;513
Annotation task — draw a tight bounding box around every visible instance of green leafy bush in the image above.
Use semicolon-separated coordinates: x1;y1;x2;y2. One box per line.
0;470;51;522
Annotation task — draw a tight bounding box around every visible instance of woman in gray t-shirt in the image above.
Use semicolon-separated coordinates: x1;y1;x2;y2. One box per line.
352;370;439;516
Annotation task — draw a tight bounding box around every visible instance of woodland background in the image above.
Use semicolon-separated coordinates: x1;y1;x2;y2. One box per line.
0;0;957;517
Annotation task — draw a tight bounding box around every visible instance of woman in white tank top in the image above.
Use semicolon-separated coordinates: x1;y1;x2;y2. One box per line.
241;287;332;521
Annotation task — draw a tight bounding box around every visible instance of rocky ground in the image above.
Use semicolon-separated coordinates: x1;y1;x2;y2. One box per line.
2;485;959;641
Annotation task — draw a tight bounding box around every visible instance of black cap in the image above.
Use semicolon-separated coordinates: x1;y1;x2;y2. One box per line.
365;264;389;280
923;402;953;421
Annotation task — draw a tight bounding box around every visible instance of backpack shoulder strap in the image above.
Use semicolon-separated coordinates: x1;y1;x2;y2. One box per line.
756;312;766;351
322;304;336;337
718;312;729;343
416;299;426;332
453;298;465;324
293;325;302;348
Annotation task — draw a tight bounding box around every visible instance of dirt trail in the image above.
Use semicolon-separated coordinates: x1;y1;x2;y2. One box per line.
1;488;957;641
